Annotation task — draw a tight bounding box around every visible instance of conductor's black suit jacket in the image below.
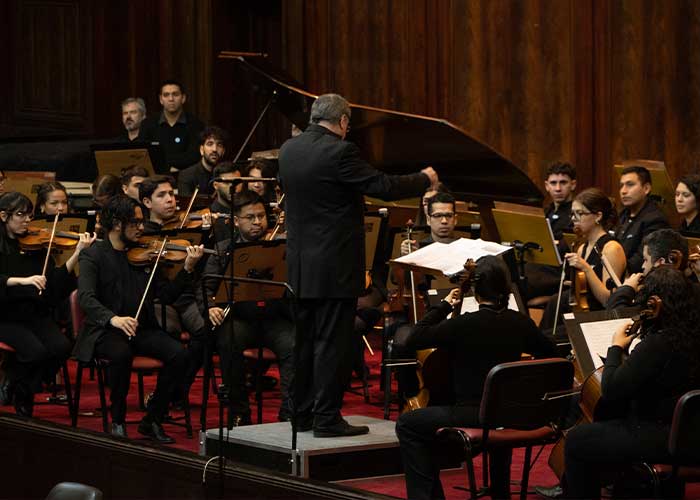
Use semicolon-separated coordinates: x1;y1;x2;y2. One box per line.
278;124;430;299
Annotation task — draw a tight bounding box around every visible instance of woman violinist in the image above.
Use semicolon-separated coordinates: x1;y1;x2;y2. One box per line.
541;188;626;331
34;181;70;217
395;256;557;500
0;192;95;416
561;267;700;499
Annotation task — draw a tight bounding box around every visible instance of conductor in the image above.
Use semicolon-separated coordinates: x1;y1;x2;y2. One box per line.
279;93;438;437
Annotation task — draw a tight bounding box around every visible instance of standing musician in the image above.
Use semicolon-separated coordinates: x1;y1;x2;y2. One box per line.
202;190;294;426
560;267;700;499
541;188;626;331
74;195;204;442
675;173;700;235
395;256;557;500
278;93;438;437
0;192;95;416
34;182;70;216
614;165;670;274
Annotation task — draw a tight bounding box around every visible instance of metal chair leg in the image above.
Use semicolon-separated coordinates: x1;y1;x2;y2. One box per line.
61;362;74;423
95;364;109;433
72;364;83;427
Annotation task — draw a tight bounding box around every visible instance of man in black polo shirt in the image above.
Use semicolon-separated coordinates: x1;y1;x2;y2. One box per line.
139;80;205;173
614;165;670;274
177;127;228;197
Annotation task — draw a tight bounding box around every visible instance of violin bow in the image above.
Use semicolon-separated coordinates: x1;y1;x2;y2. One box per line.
39;212;61;295
179;187;200;230
593;245;622;288
134;237;169;322
267;193;285;240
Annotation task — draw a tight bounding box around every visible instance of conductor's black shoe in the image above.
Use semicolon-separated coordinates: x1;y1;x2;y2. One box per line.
534;485;563;499
111;423;128;438
313;419;370;438
138;417;175;444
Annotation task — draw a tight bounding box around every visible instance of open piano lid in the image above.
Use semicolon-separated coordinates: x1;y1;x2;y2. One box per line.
228;54;543;206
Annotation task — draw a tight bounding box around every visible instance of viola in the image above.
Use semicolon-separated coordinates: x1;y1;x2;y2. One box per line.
567;227;590;312
127;236;217;265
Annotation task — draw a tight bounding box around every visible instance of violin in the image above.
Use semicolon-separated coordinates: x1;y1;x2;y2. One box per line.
127;236;217;265
161;208;231;231
18;226;82;251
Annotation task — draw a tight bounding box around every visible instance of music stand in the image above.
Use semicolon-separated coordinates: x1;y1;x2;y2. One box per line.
614;160;676;222
31;214;90;268
90;143;163;177
4;171;56;200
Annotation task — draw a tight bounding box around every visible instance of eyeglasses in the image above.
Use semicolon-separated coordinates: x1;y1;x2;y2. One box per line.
571;210;593;220
239;214;266;222
429;212;455;220
12;211;33;220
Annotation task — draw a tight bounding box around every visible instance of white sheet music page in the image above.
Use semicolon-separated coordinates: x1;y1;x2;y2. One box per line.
393;238;512;276
579;318;634;369
460;294;519;314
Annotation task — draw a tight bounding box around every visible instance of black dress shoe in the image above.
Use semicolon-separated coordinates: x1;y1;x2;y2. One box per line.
138;417;175;444
313;419;369;438
111;423;128;438
534;484;563;499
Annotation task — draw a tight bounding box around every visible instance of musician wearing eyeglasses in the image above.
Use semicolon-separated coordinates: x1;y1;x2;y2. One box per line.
74;195;204;442
0;192;94;417
200;190;292;426
401;192;459;256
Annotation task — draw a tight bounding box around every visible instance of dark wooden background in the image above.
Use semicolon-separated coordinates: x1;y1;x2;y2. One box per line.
2;0;700;200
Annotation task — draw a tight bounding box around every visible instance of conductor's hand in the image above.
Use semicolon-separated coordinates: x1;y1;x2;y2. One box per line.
400;238;418;256
184;245;205;273
444;288;462;308
110;316;138;337
421;167;439;188
622;272;643;292
209;306;226;327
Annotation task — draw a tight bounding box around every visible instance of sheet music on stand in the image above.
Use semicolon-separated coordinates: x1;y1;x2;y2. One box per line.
579;318;638;369
392;238;511;277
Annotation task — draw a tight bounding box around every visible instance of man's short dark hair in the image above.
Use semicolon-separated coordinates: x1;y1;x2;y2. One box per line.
120;166;150;187
213;161;241;179
138;175;175;202
101;195;139;232
233;190;265;216
621;165;652;186
643;228;688;266
545;161;576;180
199;126;229;147
159;79;185;95
427;192;456;215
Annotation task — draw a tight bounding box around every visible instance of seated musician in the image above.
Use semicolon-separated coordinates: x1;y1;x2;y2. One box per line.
201;190;293;426
74;195;203;442
401;192;459;255
120;166;149;202
540;188;626;331
607;228;697;310
613;166;670;274
0;192;94;416
139;175;211;392
177;126;228;197
414;182;450;227
34;181;69;216
395;255;557;500
209;161;242;243
525;162;577;299
560;266;700;499
675;173;700;235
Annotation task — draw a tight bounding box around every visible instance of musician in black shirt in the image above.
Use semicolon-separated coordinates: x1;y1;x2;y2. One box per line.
177;127;228;197
675;174;700;235
395;256;556;500
74;195;204;442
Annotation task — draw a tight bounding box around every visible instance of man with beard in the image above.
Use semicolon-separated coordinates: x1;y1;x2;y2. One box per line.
139;80;205;173
178;127;228;197
209;162;242;243
120;98;147;143
74;195;204;442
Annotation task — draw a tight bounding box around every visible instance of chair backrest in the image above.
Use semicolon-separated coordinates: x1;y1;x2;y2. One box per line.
479;358;574;430
668;389;700;464
45;482;103;500
69;289;86;340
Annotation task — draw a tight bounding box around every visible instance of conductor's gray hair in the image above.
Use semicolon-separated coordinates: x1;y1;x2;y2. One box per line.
309;94;351;125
